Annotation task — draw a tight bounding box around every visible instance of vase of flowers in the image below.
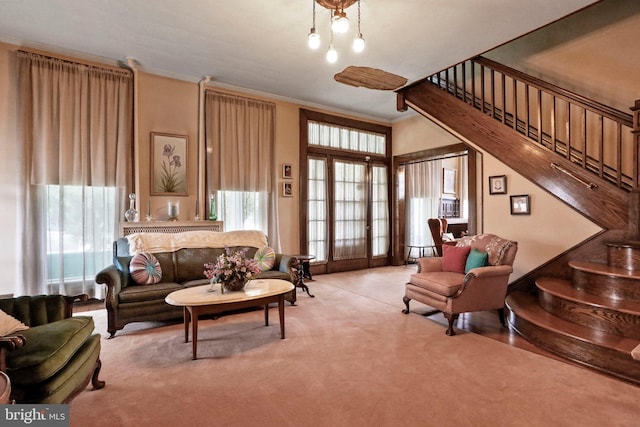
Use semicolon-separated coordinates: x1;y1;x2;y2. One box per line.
204;247;261;292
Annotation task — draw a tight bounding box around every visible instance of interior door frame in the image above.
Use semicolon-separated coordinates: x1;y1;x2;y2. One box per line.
299;109;392;275
392;143;477;265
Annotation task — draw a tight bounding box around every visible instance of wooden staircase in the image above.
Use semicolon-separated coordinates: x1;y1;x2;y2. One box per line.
506;241;640;385
396;56;640;384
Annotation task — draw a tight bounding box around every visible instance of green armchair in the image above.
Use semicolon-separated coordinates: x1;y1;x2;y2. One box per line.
0;294;104;404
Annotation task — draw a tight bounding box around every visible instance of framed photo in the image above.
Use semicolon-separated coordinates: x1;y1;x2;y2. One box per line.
282;163;293;179
282;182;293;197
151;133;188;196
510;194;530;215
442;168;456;195
489;175;507;195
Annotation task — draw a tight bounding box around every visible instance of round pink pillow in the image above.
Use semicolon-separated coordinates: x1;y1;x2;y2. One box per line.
129;252;162;285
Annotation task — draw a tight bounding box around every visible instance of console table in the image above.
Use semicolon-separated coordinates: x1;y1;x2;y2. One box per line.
121;220;224;236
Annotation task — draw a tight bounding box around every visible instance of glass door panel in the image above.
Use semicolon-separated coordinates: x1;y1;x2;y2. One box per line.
333;160;367;261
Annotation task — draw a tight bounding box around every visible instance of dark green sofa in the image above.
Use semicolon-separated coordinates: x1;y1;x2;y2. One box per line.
0;294;104;403
95;230;297;338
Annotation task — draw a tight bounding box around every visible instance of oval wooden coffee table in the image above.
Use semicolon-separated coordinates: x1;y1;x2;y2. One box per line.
165;279;294;360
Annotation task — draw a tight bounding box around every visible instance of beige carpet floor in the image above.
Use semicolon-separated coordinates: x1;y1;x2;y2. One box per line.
70;266;640;427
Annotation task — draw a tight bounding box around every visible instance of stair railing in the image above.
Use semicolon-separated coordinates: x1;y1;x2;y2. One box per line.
428;56;636;191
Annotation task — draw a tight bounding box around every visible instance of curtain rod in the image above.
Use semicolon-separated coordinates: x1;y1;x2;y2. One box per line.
17;49;132;77
204;89;276;107
400;151;468;166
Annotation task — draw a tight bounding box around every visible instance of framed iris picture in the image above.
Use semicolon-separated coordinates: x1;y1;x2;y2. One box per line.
510;194;530;215
151;133;188;196
489;175;507;195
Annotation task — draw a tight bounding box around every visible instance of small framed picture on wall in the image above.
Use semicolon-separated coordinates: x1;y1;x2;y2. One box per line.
282;163;293;179
489;175;507;195
282;182;293;197
510;194;530;215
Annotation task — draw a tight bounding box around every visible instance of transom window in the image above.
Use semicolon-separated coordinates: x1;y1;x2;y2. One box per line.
308;120;386;155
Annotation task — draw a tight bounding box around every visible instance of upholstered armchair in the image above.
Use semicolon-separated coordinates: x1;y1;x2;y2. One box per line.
402;234;518;336
0;295;104;403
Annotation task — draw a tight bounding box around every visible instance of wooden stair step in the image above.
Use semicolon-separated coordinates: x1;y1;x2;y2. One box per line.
569;260;640;301
536;278;640;339
505;291;640;386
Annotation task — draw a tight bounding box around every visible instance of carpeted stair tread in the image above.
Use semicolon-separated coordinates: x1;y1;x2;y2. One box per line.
569;260;640;279
506;291;639;354
536;277;640;315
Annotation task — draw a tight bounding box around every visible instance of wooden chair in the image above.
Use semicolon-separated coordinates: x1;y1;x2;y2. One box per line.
427;218;448;256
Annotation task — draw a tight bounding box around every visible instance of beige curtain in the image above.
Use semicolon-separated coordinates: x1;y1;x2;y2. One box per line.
17;51;133;296
405;159;442;251
204;91;280;250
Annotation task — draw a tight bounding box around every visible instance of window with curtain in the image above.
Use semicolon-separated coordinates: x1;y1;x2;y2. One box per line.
372;165;389;257
333;160;367;260
307;157;328;262
17;51;133;297
405;159;442;253
204;91;279;250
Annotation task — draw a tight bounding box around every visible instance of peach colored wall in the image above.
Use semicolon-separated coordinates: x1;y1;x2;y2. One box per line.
137;73;199;222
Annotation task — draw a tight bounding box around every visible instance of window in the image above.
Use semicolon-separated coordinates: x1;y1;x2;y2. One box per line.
307;158;328;262
45;185;117;297
216;191;269;233
308;121;386;155
371;165;390;257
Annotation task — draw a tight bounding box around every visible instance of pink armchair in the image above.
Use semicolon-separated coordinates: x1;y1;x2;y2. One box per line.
402;234;518;335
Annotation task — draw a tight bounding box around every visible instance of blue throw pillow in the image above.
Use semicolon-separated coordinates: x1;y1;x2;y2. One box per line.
465;249;488;273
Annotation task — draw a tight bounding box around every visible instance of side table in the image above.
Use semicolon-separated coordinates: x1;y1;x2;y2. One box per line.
0;371;11;404
292;254;316;299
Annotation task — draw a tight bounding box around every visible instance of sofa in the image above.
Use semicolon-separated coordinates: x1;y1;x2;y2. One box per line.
0;294;104;403
95;230;297;337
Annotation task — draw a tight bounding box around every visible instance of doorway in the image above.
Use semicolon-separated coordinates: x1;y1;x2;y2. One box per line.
300;110;392;274
393;143;476;265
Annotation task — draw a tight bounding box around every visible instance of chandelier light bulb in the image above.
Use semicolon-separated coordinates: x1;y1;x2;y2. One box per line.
308;28;320;49
353;33;365;53
331;11;349;33
326;45;338;63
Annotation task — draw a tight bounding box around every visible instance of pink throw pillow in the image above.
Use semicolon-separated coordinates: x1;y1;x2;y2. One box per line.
441;245;471;274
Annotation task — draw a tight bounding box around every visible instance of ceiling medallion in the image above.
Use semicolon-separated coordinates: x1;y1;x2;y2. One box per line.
308;0;365;63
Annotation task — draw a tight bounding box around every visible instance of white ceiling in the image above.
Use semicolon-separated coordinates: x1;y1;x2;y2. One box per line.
0;0;599;122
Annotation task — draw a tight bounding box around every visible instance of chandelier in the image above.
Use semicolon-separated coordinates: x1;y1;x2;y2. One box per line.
308;0;365;63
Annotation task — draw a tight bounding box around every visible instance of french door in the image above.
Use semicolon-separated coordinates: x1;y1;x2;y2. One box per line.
300;109;392;274
306;155;389;273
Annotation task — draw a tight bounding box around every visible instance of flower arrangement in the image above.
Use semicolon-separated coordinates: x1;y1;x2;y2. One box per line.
159;144;183;193
204;247;261;292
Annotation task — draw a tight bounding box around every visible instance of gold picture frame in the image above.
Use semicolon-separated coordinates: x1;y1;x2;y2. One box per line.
443;168;456;195
151;133;188;196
